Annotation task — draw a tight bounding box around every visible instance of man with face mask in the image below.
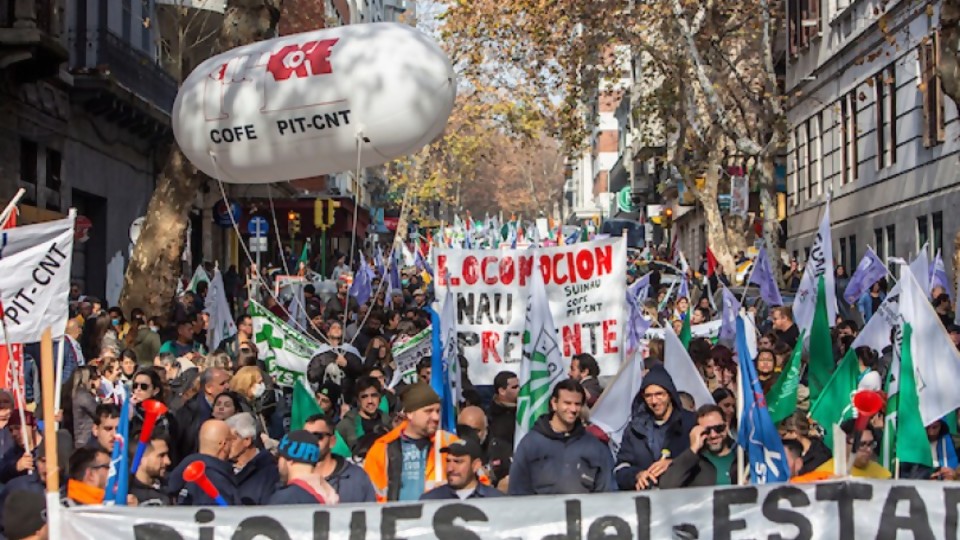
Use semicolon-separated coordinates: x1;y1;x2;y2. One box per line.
305;414;376;503
226;413;279;505
660;405;737;488
166;419;240;505
130;431;173;506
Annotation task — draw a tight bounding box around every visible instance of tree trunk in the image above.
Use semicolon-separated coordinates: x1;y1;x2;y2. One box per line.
119;0;282;318
695;162;737;277
757;157;783;286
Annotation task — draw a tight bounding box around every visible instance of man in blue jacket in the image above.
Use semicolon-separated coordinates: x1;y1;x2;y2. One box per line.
614;365;696;490
421;437;503;500
305;414;377;503
226;413;279;505
508;379;615;495
167;419;239;506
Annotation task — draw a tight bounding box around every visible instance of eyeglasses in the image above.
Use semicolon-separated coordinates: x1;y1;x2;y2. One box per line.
704;424;726;435
847;438;878;450
133;382;152;391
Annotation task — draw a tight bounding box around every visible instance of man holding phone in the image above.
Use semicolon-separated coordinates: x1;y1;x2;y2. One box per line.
660;405;737;488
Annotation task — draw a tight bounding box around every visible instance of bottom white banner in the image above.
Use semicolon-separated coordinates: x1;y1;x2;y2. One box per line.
62;480;957;539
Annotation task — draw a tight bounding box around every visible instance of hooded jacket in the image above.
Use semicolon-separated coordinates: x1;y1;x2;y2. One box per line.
487;399;517;447
235;449;281;505
614;366;696;490
363;421;458;503
166;453;239;506
337;408;391;453
325;455;377;503
507;414;615;496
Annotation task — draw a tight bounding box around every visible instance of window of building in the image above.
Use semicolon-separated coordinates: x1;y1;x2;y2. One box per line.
788;0;822;57
886;224;896;271
849;234;857;268
45;149;61;191
815;111;823;196
19;139;37;185
839;237;848;268
792;127;801;205
886;64;897;165
122;0;132;43
799;123;808;198
875;71;886;169
933;211;943;254
806;117;816;199
141;0;151;52
874;227;884;262
917;215;929;252
839;93;858;185
920;31;946;147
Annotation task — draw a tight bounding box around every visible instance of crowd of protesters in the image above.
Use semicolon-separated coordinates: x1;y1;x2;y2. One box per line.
0;245;955;540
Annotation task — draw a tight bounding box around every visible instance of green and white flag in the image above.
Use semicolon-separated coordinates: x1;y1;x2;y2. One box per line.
249;301;325;387
515;265;565;449
389;327;433;389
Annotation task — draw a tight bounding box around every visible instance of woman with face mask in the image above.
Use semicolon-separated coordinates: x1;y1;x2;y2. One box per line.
230;366;269;435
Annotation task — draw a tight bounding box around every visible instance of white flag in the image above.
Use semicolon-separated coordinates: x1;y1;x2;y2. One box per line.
0;214;75;343
589;350;644;453
204;269;237;352
515;267;566;448
663;325;715;408
909;243;930;296
900;267;960;426
187;264;210;293
250;300;341;387
793;199;837;332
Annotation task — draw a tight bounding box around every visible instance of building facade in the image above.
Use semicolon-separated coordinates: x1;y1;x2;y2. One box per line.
786;0;958;276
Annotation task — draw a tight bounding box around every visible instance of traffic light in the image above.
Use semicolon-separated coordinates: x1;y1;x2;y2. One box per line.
661;207;674;229
313;199;340;232
288;210;301;235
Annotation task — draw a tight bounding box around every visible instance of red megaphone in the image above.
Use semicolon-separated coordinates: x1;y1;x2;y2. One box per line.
853;390;885;432
183;460;228;506
140;400;168;443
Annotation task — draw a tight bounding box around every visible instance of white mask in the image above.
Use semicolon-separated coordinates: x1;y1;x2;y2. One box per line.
252;382;266;398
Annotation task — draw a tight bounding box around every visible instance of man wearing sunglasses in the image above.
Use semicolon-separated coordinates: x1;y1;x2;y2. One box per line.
305;414;377;503
660;405;737;488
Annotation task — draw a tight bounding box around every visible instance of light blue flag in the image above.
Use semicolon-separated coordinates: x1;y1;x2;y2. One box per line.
565;229;580;245
843;247;887;304
677;274;689;300
375;245;386;278
736;316;790;484
104;387;131;505
931;249;952;299
428;305;458;433
749;247;784;306
626;275;652;353
718;287;740;346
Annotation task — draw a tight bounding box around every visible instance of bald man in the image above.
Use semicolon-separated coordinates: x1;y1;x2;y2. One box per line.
457;406;512;488
166;419;240;506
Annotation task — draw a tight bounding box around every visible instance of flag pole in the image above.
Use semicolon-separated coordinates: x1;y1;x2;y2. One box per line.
53;339;65;430
736;369;746;485
739;257;759;308
40;328;61;540
0;188;25;227
0;320;32;456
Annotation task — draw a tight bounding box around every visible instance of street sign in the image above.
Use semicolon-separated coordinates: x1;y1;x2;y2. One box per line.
249;236;268;253
248;216;269;237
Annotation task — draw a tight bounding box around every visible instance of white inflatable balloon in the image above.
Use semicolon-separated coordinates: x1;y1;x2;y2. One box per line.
172;23;456;184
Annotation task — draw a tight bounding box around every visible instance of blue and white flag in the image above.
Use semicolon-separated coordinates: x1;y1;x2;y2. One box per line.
625;275;652;353
843;247;887;304
677;274;689;300
718;287;740;346
565;229;580;246
429;293;459;433
736;316;789;484
749;247;784;307
415;249;434;277
375;245;386;278
931;249;952;299
349;256;374;306
104;387;131;505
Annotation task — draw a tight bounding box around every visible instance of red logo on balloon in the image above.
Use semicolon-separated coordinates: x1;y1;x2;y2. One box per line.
266;39;339;81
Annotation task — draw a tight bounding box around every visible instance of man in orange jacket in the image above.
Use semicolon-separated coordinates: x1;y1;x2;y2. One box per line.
364;383;457;502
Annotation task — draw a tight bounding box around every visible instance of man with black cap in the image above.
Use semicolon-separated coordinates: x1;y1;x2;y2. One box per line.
268;430;339;505
3;490;46;540
420;437;503;500
364;383;458;502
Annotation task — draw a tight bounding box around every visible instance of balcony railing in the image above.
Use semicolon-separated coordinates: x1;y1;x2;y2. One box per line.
93;29;177;113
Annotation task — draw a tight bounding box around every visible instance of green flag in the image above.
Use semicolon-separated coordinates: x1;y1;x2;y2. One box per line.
895;323;934;467
298;239;311;266
767;329;806;424
290;377;352;457
807;276;833;403
679;309;692;349
880;359;899;470
809;347;859;450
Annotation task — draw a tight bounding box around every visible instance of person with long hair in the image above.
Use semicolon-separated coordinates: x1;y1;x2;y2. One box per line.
780;412;831;475
363;335;396;383
711;388;737;432
62;366;100;449
129;368;180;464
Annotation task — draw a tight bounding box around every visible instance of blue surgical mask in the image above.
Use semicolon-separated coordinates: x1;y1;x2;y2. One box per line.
111;318;120;326
401;279;409;286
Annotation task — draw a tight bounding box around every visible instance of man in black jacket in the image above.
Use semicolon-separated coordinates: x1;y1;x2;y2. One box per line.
305;415;377;503
568;354;603;407
508;380;614;495
421;437;503;500
130;431;172;506
771;306;800;349
167;419;239;506
487;371;518;446
659;405;737;488
615;366;696;490
226;413;279;505
175;367;230;459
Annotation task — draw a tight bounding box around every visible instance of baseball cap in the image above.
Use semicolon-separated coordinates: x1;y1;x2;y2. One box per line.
4;490;45;540
440;437;483;460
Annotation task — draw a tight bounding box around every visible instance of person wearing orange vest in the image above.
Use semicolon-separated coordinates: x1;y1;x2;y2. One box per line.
363;383;457;502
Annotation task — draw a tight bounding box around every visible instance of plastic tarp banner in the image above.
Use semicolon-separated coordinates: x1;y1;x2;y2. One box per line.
61;480;958;539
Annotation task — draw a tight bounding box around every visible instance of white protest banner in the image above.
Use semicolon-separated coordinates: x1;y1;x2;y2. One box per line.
435;237;627;384
0;213;74;343
249;300;325;386
644;318;722;340
63;480;957;539
389;327;432;388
